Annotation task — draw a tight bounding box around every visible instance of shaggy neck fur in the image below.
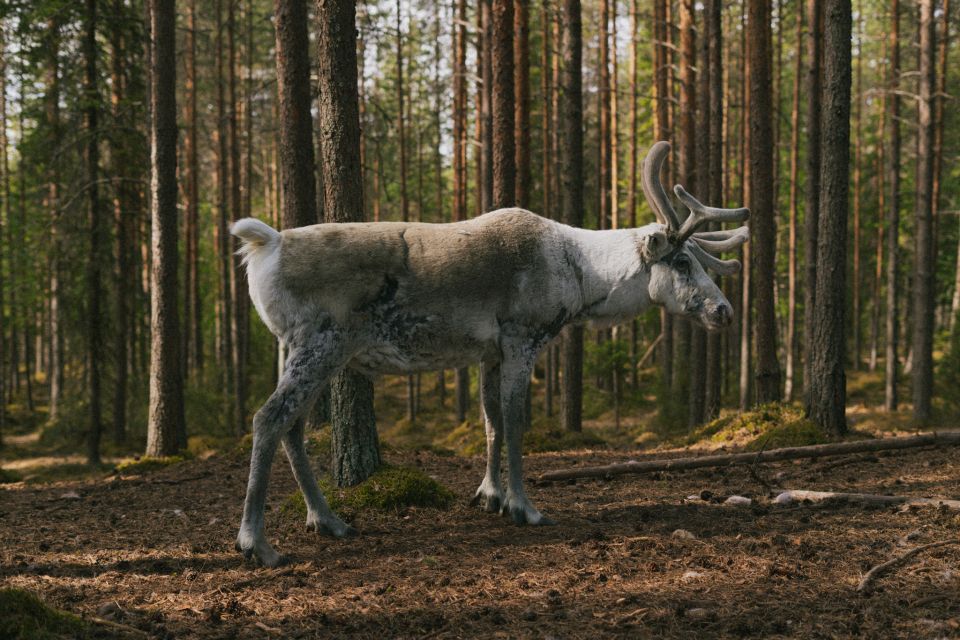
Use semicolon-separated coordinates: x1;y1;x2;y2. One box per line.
565;224;656;323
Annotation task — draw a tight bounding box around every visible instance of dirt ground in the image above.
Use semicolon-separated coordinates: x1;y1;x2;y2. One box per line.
3;438;960;639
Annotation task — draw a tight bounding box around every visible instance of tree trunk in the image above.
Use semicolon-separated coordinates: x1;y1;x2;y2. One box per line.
111;0;130;443
514;0;529;208
85;0;103;466
45;16;62;425
851;4;863;370
884;0;901;412
749;0;781;404
806;0;851;436
784;6;802;401
215;0;235;425
802;0;822;405
0;28;7;445
560;0;583;432
912;0;936;425
689;0;709;427
491;0;515;208
275;0;318;230
653;0;672;394
146;0;186;457
704;0;723;419
228;0;247;437
316;0;381;486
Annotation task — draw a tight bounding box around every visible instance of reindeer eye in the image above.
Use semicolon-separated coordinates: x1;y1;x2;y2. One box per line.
674;255;691;274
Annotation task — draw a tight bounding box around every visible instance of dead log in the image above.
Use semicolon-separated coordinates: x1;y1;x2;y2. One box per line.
537;431;960;482
857;540;958;595
773;490;960;510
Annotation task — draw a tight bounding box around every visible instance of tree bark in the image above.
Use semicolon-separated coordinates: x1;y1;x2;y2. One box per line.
228;0;248;437
45;16;63;425
215;0;235;424
560;0;584;432
784;6;802;401
492;0;515;208
749;0;781;404
689;0;708;427
912;0;936;425
111;0;132;443
184;0;202;376
802;0;822;405
514;0;529;208
275;0;318;230
316;0;381;486
146;0;186;457
884;0;901;412
806;0;851;436
85;0;104;465
704;0;723;420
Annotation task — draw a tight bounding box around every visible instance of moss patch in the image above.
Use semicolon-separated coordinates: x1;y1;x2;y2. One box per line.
0;467;22;484
283;465;455;519
687;403;830;451
0;588;89;639
437;421;486;457
115;454;188;475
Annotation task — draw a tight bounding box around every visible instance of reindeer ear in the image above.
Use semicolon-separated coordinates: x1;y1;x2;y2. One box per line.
639;230;671;263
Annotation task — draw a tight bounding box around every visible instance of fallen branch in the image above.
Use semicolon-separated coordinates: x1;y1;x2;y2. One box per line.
88;616;151;639
537;431;960;482
857;540;958;595
636;333;663;370
773;490;960;510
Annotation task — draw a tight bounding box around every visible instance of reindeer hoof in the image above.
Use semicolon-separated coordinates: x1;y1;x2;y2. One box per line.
306;515;357;539
500;493;553;526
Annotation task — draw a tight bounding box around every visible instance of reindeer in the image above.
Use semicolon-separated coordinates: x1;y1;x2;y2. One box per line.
230;141;749;566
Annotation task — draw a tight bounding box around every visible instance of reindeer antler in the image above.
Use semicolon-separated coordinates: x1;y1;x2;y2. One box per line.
641;141;750;275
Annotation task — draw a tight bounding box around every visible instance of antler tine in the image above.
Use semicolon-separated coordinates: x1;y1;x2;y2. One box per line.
692;228;747;242
641;141;682;230
692;226;750;253
674;185;750;242
689;242;742;276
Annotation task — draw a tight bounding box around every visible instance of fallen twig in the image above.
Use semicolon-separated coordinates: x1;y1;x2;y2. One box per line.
857;540;958;595
537;431;960;482
88;616;152;638
773;490;960;510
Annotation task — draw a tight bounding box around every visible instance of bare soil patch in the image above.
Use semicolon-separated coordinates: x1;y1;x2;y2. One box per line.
2;441;959;638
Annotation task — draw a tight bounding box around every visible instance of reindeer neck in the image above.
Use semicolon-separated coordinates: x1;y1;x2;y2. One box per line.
565;226;652;321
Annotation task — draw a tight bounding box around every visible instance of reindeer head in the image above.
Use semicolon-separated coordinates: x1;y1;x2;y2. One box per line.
640;141;749;331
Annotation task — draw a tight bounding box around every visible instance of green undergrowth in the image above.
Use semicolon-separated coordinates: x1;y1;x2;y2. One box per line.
0;588;89;639
0;467;22;483
684;403;830;451
115;454;190;474
283;465;455;519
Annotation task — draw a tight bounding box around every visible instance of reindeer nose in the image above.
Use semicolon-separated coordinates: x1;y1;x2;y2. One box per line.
711;303;733;328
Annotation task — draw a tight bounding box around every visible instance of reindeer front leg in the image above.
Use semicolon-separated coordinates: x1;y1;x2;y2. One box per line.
499;337;554;526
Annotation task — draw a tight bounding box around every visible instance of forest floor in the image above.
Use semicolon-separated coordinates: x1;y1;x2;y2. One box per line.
2;370;960;638
0;374;960;639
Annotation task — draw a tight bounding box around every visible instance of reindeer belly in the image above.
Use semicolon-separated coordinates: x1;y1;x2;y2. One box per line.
347;305;494;376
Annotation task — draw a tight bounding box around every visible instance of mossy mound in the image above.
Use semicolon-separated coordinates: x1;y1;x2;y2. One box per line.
0;588;89;639
186;435;232;457
0;467;22;484
283;465;455;518
689;403;830;451
115;454;188;475
437;421;486;457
